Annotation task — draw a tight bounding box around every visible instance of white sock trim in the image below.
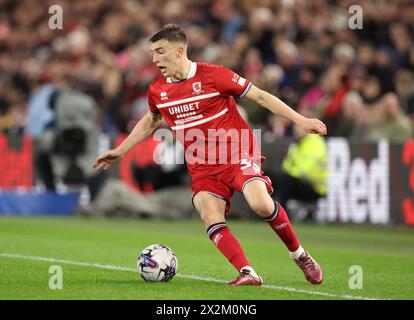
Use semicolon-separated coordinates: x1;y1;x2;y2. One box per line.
289;245;305;260
240;266;260;279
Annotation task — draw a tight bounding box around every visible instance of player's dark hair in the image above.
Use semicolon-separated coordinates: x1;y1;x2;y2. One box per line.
149;24;188;44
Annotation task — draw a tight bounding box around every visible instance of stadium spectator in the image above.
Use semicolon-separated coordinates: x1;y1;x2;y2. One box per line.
364;92;413;143
334;91;368;139
361;75;382;105
394;69;414;123
372;47;395;94
349;66;367;94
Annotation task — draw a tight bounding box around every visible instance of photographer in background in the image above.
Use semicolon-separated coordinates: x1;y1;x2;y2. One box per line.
28;87;104;200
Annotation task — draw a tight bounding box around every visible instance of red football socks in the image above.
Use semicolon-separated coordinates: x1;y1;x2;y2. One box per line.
207;222;250;271
265;202;300;252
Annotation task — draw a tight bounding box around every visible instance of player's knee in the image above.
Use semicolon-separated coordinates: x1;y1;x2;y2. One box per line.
199;209;224;227
250;200;275;218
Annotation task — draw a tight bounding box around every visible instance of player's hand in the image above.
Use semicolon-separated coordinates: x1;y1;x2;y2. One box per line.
300;118;327;136
93;148;124;170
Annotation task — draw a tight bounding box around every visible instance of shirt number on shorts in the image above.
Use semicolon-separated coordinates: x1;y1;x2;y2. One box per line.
239;159;260;173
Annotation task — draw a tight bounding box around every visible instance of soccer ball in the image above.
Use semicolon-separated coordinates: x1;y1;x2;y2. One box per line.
137;244;178;282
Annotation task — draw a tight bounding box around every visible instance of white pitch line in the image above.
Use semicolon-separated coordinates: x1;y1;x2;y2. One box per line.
0;252;381;300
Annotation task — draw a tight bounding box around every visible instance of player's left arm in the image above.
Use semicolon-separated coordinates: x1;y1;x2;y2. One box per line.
245;84;327;136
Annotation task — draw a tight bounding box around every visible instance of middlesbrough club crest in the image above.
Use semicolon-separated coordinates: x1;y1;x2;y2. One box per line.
192;82;203;95
160;91;168;100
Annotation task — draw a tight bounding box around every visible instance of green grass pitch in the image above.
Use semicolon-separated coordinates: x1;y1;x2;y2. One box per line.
0;216;413;300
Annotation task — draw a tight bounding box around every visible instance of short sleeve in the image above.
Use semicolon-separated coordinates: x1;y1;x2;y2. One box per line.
212;65;252;98
147;88;160;114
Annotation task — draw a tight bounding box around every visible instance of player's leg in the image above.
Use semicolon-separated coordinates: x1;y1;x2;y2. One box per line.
193;191;262;286
242;179;323;284
193;191;227;228
242;179;300;251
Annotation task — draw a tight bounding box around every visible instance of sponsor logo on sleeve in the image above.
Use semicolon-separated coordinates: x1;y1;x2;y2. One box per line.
232;73;246;86
238;77;246;86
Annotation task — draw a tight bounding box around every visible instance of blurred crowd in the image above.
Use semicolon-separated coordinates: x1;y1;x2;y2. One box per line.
1;0;414;143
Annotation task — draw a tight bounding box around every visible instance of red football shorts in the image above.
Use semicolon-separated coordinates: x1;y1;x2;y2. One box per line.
191;159;273;215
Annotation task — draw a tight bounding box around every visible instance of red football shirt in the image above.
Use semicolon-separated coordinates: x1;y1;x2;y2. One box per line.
147;61;259;176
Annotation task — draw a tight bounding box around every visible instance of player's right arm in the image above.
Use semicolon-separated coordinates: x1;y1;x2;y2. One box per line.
93;111;163;170
209;64;326;135
245;84;327;136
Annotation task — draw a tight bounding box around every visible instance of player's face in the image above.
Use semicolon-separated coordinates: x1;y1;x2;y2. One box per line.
150;40;183;78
